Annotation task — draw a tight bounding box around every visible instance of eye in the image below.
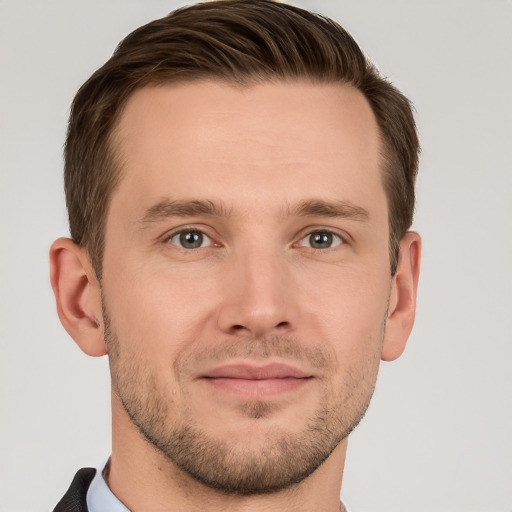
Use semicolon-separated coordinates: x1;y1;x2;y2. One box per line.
168;230;212;249
298;230;343;249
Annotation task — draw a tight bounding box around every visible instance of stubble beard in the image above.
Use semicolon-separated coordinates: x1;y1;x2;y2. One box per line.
103;306;382;495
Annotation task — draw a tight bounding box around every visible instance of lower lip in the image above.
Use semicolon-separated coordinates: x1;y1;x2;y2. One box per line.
203;377;311;398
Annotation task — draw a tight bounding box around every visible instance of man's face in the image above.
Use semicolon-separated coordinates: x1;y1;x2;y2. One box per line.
101;81;392;493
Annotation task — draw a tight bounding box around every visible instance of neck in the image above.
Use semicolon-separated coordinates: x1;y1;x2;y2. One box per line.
108;394;347;512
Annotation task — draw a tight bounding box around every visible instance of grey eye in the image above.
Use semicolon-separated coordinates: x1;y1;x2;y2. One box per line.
170;230;211;249
299;231;342;249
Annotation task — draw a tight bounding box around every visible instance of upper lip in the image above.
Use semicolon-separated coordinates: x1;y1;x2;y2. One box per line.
202;363;311;380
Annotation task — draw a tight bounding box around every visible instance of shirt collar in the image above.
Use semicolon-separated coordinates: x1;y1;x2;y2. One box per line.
86;458;131;512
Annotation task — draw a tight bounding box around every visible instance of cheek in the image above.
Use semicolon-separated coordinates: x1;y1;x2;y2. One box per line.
102;260;218;365
298;262;390;351
306;268;387;408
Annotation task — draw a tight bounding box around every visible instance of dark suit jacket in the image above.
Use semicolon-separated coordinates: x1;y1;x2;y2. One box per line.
53;468;96;512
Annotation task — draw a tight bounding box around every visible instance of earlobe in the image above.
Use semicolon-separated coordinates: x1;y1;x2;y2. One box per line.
49;237;107;357
381;231;421;362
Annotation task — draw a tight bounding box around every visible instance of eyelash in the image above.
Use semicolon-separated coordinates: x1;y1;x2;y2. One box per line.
165;227;347;251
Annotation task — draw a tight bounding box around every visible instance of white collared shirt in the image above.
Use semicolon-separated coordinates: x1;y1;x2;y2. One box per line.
86;460;130;512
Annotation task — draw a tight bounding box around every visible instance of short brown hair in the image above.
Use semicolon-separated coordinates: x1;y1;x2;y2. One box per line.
65;0;419;278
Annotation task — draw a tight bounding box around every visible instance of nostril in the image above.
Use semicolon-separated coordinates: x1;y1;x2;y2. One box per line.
276;321;289;328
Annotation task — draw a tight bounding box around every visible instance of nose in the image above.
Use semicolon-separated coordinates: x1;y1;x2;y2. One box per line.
216;246;299;339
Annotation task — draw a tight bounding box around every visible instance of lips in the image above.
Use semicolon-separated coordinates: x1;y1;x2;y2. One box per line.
200;363;313;397
203;363;310;379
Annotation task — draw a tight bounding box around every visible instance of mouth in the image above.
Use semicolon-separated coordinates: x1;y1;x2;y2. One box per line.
200;363;314;398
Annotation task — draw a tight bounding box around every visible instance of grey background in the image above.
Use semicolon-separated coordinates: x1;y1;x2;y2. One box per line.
1;1;511;511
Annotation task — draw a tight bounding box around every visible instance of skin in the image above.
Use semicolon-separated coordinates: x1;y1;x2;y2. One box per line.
50;81;421;512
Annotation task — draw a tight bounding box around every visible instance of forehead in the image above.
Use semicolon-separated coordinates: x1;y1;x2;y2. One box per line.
110;80;384;222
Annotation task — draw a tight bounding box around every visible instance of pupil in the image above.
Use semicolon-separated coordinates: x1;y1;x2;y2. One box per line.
311;232;332;248
180;231;202;248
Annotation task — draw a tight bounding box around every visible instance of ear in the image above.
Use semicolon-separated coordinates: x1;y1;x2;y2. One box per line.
49;237;107;357
381;231;421;361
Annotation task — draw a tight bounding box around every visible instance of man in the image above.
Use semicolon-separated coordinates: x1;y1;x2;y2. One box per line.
49;0;421;510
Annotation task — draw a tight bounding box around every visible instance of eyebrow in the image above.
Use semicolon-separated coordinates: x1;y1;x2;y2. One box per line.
138;197;369;227
139;199;231;225
289;199;369;221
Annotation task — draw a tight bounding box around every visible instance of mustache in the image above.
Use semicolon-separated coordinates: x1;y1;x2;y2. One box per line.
175;336;333;373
